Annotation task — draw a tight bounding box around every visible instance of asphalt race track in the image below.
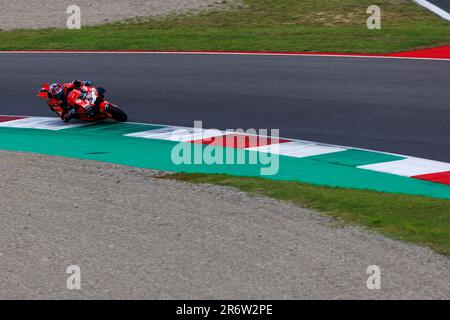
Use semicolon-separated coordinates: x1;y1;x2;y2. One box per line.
0;53;449;162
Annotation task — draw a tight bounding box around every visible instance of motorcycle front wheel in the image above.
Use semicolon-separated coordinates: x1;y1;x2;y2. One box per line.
107;105;128;122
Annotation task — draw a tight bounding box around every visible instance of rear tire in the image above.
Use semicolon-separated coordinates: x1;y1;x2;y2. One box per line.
107;105;128;122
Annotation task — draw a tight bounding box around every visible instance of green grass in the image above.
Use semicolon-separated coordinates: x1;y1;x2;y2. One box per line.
0;0;449;52
166;173;450;257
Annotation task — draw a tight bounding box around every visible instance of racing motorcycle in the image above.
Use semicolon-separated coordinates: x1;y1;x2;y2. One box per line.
38;83;128;122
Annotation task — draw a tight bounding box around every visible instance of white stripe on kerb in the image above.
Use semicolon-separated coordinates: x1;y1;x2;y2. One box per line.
246;141;347;158
125;126;225;142
358;157;450;177
413;0;450;21
0;117;89;130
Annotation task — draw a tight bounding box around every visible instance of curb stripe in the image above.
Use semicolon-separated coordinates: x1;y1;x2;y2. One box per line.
0;47;449;60
125;126;225;142
2;115;450;188
246;141;347;158
104;119;450;186
358;157;450;177
413;171;450;185
0;117;91;130
190;134;291;149
0;116;26;123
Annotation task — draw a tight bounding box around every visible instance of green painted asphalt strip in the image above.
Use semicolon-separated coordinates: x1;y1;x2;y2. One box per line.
1;124;450;199
309;149;404;167
66;122;165;135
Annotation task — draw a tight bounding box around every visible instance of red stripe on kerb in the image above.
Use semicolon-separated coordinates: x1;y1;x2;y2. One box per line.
190;134;291;149
3;45;449;59
387;46;450;59
412;171;450;186
0;116;25;123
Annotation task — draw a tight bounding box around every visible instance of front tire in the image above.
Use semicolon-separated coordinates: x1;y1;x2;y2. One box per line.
107;105;128;122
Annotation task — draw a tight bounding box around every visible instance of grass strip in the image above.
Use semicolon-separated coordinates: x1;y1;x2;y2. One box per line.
1;0;449;52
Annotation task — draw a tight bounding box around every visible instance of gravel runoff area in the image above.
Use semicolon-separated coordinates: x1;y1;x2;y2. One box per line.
0;151;449;299
0;0;240;31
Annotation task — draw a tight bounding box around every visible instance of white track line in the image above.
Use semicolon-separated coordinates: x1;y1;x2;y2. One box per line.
413;0;450;22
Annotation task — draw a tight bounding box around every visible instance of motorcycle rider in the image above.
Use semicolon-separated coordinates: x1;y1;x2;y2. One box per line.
47;80;92;122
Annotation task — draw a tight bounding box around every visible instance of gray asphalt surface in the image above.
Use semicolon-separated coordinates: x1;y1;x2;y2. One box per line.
0;151;448;299
1;53;449;162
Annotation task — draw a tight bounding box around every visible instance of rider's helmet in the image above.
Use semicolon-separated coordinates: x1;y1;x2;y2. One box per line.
49;83;65;100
